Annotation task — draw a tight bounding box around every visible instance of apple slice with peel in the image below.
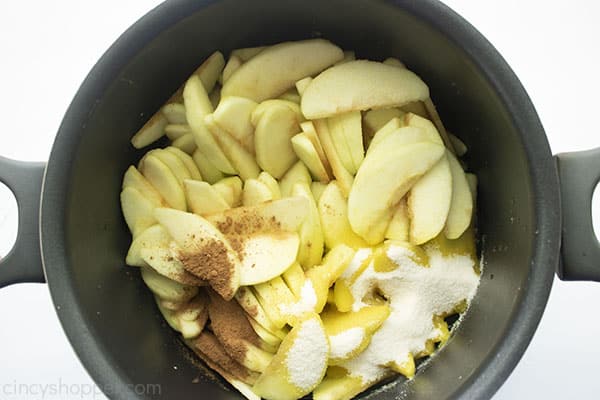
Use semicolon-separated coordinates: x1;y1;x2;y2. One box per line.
213;96;258;153
205;114;261;180
243;179;274;206
444;151;473;239
257;171;281;200
122;165;166;207
154;208;241;300
279;161;311;198
140;155;187;210
408;153;453;245
291;133;331;183
301;60;429;119
205;196;310;235
140;266;198;303
321;304;390;364
184;180;230;215
165;147;203;180
121;187;158;238
385;198;410;242
184;75;237;174
131;113;167;149
213;176;243;207
253;314;329;400
313;119;354;196
192;149;225;184
318;181;368;249
222;39;343;102
348;140;445;244
327;111;364;174
254;102;301;178
292;183;324;269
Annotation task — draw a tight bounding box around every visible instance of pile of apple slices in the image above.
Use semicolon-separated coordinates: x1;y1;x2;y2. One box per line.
121;39;477;400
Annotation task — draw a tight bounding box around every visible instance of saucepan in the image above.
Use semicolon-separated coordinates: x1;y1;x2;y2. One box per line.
1;0;598;399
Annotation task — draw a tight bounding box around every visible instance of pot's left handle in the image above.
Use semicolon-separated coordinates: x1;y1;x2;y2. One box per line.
556;147;600;281
0;156;46;287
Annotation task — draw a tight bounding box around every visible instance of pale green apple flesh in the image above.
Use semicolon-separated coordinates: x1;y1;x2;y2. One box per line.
292;182;324;269
122;165;166;207
165;147;203;180
385;198;410;242
238;233;300;286
279;161;312;198
444;151;473;239
243;179;274;206
212;96;258;153
326;111;364;174
140;266;198;303
222;39;343;102
184;180;230;215
301;60;429;119
161;103;187;124
257;171;281;200
192;149;225;184
291;133;331;183
295;77;313;96
213;176;243;207
140;155;187;210
165;124;190;141
363;107;405;140
221;55;243;84
149;149;192;186
313;119;354;197
120;187;158;238
230;46;267;62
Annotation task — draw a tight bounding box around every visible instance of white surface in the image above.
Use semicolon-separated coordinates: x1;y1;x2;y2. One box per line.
0;1;598;399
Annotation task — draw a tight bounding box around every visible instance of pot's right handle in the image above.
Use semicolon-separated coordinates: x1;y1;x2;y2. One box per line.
556;147;600;281
0;156;46;287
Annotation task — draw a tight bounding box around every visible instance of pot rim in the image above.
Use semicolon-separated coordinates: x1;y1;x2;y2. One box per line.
39;0;561;399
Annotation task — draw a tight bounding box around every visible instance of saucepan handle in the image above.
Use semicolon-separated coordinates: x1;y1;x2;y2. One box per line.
556;147;600;281
0;156;46;287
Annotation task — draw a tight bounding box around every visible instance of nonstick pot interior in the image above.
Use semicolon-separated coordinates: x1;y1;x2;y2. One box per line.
40;0;560;399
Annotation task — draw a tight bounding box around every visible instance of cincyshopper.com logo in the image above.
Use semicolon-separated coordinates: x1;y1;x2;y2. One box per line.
1;379;162;399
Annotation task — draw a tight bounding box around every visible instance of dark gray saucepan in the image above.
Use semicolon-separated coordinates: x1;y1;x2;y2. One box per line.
1;0;598;399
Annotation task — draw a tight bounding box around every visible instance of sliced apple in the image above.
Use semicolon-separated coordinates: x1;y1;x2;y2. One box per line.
254;276;297;329
313;119;354;196
140;266;199;303
295;77;313;96
165;146;202;180
206;196;309;236
449;133;468;156
251;99;302;126
321;304;390;364
190;51;226;93
248;316;283;350
254;103;300;178
301;60;429;119
365;116;404;155
230;46;267;62
253;314;329;400
239;233;300;286
213;176;243;207
385;198;410;242
291;133;330;183
192;149;225;184
126;224;169;267
335;50;356;65
140;154;187;210
327;111;364;174
121;187;158;238
363;107;405;139
173;132;198;154
213;96;258;153
131;113;167;149
282;262;306;298
184;179;230;215
243;179;274;206
154;208;241;300
306;244;356;313
236;286;282;335
383;57;406;68
312;372;366;400
403;112;444;145
408;153;453;245
292;183;324;269
318;181;368;249
150;149;192;186
444;151;473;239
222;39;343;102
310;181;327;204
161;103;187;124
221;55;243;84
257;171;281;200
368;125;435;158
140;245;206;286
279;161;312;198
165;124;190;141
122;165;165;207
205;114;261;181
278;89;301;104
348;140;445;244
184;74;237;174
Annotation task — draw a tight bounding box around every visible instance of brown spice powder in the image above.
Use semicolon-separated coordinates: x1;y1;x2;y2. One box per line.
178;237;236;300
207;289;262;366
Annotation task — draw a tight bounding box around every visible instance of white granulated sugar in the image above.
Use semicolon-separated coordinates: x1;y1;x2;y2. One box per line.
280;280;317;316
342;244;480;384
329;327;365;359
286;318;329;391
341;248;372;280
